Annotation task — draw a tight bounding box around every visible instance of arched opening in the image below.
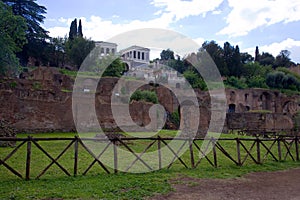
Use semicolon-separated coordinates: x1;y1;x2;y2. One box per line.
260;92;272;110
228;104;236;113
230;91;236;102
176;83;181;89
246;106;250;111
245;93;249;101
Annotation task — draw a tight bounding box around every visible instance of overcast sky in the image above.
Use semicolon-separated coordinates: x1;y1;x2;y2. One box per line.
39;0;300;63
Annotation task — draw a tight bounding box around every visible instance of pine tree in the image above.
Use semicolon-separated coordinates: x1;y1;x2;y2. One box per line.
78;19;83;37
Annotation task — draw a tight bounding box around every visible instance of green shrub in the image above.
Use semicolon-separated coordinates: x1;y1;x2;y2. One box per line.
224;76;247;89
170;110;180;127
10;81;17;88
130;90;158;104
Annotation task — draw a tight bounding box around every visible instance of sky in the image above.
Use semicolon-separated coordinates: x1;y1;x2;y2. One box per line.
39;0;300;63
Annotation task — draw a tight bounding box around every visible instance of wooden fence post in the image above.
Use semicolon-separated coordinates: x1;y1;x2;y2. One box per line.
212;138;217;168
113;140;118;174
158;137;162;170
236;138;241;166
26;136;32;181
277;138;282;161
74;136;79;176
295;136;299;161
256;138;261;164
189;138;195;168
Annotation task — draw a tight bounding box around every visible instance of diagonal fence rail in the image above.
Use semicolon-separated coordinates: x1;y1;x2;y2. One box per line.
0;135;299;180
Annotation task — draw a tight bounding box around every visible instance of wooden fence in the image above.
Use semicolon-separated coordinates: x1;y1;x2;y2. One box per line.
0;135;299;180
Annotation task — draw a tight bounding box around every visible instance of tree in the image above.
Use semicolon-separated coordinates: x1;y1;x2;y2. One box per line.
78;19;83;37
258;52;275;66
165;55;186;74
160;49;175;60
3;0;49;65
65;37;95;69
69;19;78;40
183;70;207;90
0;2;27;76
274;50;293;68
223;42;243;77
201;41;228;76
241;52;254;64
255;46;260;62
102;58;126;77
130;90;158;104
48;36;67;67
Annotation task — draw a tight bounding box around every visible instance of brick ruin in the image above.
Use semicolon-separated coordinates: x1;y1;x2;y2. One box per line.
0;67;299;136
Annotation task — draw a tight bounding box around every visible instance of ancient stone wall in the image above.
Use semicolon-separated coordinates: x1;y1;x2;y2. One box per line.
0;67;299;134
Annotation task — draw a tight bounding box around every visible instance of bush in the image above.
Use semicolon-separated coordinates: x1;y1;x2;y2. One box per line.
130;90;158;104
170;110;180;128
224;76;247;89
266;71;300;90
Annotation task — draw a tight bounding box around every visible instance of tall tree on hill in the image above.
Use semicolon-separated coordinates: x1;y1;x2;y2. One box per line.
201;40;228;76
2;0;49;66
78;19;83;37
69;19;78;40
160;49;175;60
274;50;294;68
258;52;275;66
255;46;260;62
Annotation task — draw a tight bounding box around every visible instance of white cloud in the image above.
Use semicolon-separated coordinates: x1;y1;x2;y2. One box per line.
47;0;224;41
218;0;300;37
47;13;174;41
212;10;222;15
243;38;300;63
193;37;205;46
151;0;223;21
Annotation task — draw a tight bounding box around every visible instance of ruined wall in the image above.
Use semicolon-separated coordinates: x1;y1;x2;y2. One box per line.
0;67;299;134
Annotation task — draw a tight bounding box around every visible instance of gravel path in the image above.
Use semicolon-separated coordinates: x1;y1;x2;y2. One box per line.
152;168;300;200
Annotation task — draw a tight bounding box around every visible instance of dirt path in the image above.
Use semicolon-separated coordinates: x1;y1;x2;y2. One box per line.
152;168;300;200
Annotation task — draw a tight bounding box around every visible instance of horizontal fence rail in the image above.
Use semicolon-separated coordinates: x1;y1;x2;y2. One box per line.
0;136;299;180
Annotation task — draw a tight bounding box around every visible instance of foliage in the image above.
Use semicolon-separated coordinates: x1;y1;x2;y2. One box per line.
266;71;300;90
3;0;49;66
274;50;293;68
160;49;175;60
0;1;27;76
47;36;67;67
130;90;158;104
102;58;126;77
247;76;268;88
170;110;180;128
78;19;83;38
224;76;247;89
68;18;83;39
202;41;228;76
65;37;95;69
165;56;186;74
258;52;275;66
183;70;207;90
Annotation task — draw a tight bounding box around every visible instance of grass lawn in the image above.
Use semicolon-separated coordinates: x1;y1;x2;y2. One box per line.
0;131;299;200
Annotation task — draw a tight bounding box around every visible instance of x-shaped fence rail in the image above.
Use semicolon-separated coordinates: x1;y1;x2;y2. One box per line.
0;135;299;180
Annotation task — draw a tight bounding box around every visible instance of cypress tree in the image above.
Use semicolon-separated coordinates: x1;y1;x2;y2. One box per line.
69;18;77;40
78;19;83;37
255;46;260;62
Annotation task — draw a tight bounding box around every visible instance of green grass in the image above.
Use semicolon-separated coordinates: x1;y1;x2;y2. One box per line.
0;131;299;199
